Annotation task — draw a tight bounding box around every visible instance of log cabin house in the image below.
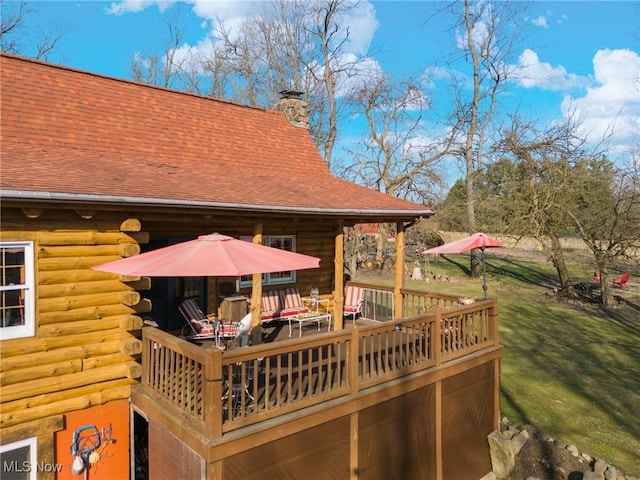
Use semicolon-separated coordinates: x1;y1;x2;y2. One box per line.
0;53;501;480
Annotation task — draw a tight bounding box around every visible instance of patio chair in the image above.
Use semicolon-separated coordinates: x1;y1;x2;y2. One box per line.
222;360;255;420
343;285;364;324
259;288;310;323
179;298;238;341
612;272;630;288
279;287;309;314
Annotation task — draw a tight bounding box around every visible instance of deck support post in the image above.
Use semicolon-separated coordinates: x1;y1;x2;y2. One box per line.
350;411;359;480
250;224;263;345
435;380;443;480
394;222;405;319
334;222;344;330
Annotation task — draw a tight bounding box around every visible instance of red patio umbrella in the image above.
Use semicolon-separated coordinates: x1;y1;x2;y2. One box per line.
93;233;321;335
420;232;504;299
93;233;320;277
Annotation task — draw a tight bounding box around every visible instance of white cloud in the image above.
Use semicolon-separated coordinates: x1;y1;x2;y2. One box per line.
311;53;384;98
531;15;548;28
109;0;380;100
511;49;587;91
105;0;175;15
339;1;378;56
562;49;640;150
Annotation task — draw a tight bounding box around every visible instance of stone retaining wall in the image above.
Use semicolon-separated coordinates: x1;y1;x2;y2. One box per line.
482;418;638;480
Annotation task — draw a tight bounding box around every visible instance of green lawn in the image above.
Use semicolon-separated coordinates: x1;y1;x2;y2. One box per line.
357;251;640;474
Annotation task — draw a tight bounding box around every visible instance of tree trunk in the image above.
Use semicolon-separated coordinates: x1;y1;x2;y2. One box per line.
547;232;576;297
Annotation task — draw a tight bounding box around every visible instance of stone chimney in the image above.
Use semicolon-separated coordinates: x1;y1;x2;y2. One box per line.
275;90;310;129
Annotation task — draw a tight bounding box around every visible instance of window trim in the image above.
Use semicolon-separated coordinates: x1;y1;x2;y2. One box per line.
238;235;297;288
0;436;38;480
1;241;35;341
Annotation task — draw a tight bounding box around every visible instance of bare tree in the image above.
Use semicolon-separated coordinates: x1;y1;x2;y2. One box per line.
442;0;528;277
130;4;194;90
345;76;449;202
496;115;593;296
495;114;639;304
130;0;369;169
343;75;452;267
564;152;640;304
0;0;66;60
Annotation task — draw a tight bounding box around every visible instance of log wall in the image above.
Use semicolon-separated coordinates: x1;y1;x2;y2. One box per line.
0;207;146;436
1;205;342;430
1;202;344;478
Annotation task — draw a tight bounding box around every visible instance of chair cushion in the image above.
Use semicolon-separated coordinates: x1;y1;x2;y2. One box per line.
280;287;304;309
261;290;281;312
219;323;238;337
261;306;309;322
344;286;364;307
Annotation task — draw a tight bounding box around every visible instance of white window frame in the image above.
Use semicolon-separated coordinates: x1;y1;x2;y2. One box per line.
0;437;38;480
238;235;297;288
1;241;35;341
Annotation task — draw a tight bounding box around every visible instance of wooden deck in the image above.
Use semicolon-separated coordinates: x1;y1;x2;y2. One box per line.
135;289;498;437
132;287;500;479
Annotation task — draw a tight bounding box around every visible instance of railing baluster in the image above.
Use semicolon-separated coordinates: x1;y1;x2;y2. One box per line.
141;294;497;435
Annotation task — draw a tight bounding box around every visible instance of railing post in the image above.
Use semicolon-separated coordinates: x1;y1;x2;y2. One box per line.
350;326;359;395
334;222;345;331
204;347;224;438
488;297;499;346
434;310;442;367
141;328;150;389
394;221;404;319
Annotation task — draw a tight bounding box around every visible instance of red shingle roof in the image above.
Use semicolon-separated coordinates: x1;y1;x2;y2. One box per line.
0;54;432;218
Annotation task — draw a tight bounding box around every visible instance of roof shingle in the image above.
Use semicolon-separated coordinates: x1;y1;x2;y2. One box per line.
0;54;432;218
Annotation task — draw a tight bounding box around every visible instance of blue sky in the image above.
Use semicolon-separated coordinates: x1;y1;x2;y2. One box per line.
8;0;640;187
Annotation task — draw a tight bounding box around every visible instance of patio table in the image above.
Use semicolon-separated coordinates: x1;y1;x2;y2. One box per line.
302;296;333;313
288;312;332;337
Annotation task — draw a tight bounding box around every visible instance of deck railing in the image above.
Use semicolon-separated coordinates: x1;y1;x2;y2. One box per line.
139;292;498;438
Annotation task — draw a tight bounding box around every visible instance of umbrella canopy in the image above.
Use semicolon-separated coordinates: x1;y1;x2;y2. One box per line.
419;233;504;299
92;233;320;277
419;232;503;255
93;233;321;345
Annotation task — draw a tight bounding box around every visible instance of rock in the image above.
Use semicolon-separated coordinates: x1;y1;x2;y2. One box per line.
567;444;579;454
488;430;518;479
604;466;617;480
512;431;529;454
594;459;607;474
583;472;605;480
480;472;497;480
554;466;567;478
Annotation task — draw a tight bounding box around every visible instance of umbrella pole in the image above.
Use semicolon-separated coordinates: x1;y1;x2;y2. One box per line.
214;277;220;347
481;247;488;300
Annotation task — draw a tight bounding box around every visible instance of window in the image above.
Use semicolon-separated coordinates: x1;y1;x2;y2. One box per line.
238;235;297;288
0;437;38;480
1;242;35;340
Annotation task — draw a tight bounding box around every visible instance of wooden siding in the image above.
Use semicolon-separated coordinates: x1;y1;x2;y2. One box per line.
0;202;342;463
0;205;341;416
0;209;145;434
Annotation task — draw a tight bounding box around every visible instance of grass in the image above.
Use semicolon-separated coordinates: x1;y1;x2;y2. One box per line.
357;250;640;474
